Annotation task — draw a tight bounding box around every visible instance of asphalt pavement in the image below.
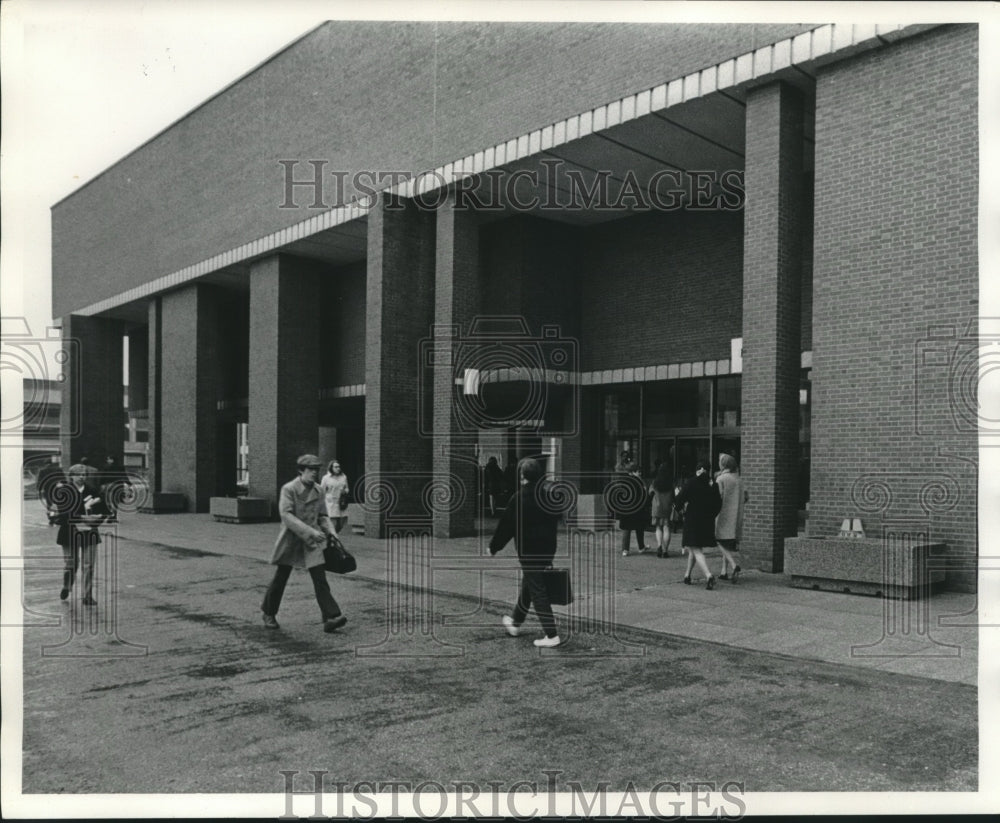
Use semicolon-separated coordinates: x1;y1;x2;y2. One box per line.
48;507;980;685
15;510;980;796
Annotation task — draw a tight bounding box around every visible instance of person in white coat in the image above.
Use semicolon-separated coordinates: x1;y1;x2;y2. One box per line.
714;453;745;583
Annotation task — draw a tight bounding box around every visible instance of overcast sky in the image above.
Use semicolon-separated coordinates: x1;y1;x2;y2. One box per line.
1;0;334;336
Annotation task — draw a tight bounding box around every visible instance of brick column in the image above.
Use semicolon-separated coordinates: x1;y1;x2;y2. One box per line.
740;81;805;572
433;194;481;537
159;284;223;512
364;194;435;536
248;255;322;512
147;299;162;492
59;314;125;466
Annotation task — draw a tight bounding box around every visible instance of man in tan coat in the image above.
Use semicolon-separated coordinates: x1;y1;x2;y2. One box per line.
260;454;347;632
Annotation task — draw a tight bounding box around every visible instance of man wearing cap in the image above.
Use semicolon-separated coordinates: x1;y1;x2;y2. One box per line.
260;454;347;633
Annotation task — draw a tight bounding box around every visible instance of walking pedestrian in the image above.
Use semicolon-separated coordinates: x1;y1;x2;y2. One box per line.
649;464;675;558
615;465;649;556
674;460;721;590
53;463;109;605
489;457;563;647
261;454;347;633
36;455;66;514
714;453;745;583
483;456;505;517
320;459;350;536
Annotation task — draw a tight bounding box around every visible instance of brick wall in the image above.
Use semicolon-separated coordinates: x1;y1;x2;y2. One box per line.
58;314;125;468
364;196;436;535
810;25;978;590
248;255;322;509
52;23;815;318
579;209;745;370
433;197;482;536
319;262;367;388
740;82;805;573
158;285;223;511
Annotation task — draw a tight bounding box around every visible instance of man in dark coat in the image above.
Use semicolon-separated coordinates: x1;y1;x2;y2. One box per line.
489;457;562;647
613;469;650;556
674;460;722;589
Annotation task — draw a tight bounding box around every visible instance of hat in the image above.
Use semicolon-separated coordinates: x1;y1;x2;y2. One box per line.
68;463;88;475
296;454;323;469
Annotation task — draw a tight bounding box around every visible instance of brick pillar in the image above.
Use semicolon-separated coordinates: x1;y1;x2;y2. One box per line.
159;284;223;512
433;194;481;537
147;299;162;492
248;255;322;512
365;194;435;536
59;314;125;466
740;81;804;572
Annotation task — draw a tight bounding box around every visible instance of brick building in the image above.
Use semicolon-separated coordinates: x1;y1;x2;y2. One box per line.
51;22;978;589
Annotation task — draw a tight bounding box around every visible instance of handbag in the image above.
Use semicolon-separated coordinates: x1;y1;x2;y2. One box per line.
323;533;357;574
542;566;573;606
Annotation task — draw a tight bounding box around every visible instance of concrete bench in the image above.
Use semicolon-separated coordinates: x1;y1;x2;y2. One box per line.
210;496;271;524
138;492;187;514
785;536;947;599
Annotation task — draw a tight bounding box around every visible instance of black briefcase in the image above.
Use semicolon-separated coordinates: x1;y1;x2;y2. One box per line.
323;533;357;574
543;567;573;606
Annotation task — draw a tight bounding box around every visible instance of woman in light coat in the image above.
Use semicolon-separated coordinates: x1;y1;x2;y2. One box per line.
715;453;745;583
320;459;350;535
261;454;347;633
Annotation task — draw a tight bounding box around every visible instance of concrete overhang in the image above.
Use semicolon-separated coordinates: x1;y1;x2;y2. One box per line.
83;22;938;325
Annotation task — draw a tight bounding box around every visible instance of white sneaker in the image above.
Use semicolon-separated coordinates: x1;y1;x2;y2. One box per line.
502;615;520;637
533;635;562;648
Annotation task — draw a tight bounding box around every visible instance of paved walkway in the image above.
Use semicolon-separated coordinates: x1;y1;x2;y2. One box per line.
25;508;977;685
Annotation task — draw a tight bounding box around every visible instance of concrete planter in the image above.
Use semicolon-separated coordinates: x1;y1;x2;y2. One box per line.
785;536;947;599
138;492;187;514
210;496;271;524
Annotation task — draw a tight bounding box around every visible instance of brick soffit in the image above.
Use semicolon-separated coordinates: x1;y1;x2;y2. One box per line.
78;23;936;318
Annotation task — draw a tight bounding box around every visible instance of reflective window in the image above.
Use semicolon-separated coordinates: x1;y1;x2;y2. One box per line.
715;376;741;429
643;379;711;429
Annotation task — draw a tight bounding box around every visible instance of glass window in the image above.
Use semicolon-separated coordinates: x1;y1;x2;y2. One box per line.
715;376;741;429
643;379;711;429
601;389;639;471
798;370;811;509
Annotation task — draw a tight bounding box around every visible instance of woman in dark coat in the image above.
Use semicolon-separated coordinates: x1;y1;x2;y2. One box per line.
674;460;721;589
489;457;562;647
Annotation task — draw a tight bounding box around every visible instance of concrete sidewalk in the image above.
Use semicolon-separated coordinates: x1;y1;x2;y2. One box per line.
29;508;977;685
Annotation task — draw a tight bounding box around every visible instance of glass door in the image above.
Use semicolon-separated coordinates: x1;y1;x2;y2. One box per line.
674;437;709;484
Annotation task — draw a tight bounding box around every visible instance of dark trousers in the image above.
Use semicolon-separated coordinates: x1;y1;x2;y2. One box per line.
61;533;97;596
262;564;341;621
620;526;646;551
511;565;558;638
